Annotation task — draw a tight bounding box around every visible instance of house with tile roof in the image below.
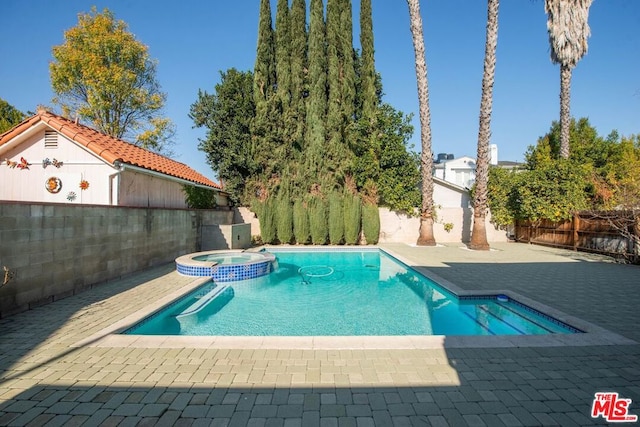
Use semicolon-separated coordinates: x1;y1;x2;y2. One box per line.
0;109;228;208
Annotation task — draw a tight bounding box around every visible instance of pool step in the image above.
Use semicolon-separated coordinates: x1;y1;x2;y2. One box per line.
176;285;231;319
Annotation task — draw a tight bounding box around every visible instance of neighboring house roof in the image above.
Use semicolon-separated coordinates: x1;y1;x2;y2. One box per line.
0;110;221;189
433;176;469;193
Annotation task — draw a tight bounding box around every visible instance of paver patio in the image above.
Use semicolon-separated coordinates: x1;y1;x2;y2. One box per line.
1;242;639;426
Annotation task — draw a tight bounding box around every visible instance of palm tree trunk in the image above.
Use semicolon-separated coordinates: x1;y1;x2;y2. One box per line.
469;0;499;251
407;0;436;246
559;64;572;159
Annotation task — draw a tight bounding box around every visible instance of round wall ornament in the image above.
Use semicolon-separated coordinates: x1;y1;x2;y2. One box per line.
46;177;62;194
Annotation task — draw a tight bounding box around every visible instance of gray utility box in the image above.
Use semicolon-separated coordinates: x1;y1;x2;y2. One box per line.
201;223;251;250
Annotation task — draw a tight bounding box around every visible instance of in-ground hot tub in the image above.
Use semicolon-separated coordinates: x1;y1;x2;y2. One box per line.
175;250;276;282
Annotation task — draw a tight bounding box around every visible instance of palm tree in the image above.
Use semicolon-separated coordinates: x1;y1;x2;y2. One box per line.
545;0;593;159
469;0;500;251
406;0;436;246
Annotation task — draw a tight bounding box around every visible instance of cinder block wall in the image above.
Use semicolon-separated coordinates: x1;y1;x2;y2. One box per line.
0;202;233;317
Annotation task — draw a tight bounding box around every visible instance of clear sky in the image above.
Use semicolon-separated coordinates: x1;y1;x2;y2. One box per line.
1;1;638;182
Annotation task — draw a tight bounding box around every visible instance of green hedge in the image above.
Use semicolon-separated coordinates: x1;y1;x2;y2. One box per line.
343;192;362;245
293;200;310;244
309;197;328;245
362;203;380;244
276;194;294;244
328;192;345;245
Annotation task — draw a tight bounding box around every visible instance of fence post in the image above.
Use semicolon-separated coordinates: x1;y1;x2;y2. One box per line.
573;213;579;251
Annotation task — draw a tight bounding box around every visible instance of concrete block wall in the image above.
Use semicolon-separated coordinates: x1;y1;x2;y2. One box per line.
0;202;233;317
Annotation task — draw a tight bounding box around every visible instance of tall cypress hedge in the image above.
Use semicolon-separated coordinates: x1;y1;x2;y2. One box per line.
362;203;380;244
258;199;277;244
276;194;294;244
309;196;328;244
293;199;310;244
328;191;345;244
343;192;361;245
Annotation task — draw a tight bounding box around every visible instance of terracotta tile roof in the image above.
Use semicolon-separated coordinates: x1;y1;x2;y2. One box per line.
0;110;221;189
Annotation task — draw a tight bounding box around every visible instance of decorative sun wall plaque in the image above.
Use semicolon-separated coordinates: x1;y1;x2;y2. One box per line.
46;177;62;194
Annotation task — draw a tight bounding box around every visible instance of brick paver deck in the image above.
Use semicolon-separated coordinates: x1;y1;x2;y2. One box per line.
1;243;639;426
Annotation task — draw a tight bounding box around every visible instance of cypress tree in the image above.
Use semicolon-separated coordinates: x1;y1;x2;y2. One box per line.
275;0;291;108
252;0;281;185
305;0;327;183
343;190;362;245
360;0;377;122
326;0;341;150
339;0;356;126
293;199;310;244
309;196;328;244
362;202;380;244
276;192;294;244
326;0;356;181
328;191;345;244
254;0;275;107
290;0;307;151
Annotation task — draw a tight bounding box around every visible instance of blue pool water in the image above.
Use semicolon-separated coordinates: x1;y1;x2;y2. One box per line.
125;249;580;336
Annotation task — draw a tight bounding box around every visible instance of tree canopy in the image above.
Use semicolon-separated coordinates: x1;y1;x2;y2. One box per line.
193;0;420;217
50;7;175;155
0;98;26;134
488;118;640;226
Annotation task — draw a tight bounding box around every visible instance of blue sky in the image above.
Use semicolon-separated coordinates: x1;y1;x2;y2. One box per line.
1;1;639;182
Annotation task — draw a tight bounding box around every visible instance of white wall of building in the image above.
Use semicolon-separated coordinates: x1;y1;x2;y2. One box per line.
1;130;114;205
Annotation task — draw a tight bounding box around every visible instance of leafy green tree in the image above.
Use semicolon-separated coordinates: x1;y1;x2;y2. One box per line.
353;104;420;215
486;166;519;227
50;7;174;154
182;185;217;209
0;98;26;134
512;160;590;222
190;69;255;205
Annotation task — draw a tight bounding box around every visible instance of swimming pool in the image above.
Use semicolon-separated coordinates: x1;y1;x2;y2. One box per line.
125;248;580;336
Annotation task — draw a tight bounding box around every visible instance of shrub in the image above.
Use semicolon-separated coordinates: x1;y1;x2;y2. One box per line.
309;197;328;245
362;203;380;244
257;198;276;244
276;194;294;244
343;192;362;245
328;192;345;244
293;200;310;244
182;185;217;209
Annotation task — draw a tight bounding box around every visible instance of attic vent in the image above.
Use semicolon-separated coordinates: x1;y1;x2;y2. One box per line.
44;130;58;149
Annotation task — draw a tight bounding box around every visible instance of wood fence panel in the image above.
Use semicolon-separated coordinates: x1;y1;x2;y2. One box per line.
515;211;638;261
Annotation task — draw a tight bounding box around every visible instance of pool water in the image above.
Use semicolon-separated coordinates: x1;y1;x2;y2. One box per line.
192;253;266;265
125;249;579;336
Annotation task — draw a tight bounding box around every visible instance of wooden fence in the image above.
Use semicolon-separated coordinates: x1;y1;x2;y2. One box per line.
515;211;639;262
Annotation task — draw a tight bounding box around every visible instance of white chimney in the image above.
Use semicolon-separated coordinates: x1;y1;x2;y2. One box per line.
490;144;498;166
